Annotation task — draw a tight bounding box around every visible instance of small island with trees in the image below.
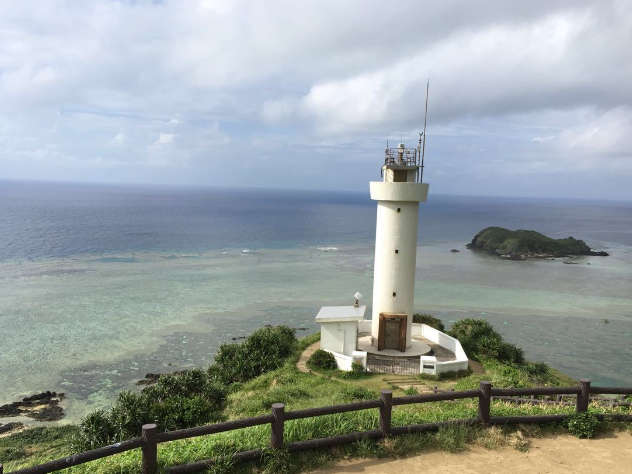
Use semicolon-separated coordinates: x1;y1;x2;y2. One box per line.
466;227;609;260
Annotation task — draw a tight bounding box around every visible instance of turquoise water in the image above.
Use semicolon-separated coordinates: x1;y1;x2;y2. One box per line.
1;182;631;422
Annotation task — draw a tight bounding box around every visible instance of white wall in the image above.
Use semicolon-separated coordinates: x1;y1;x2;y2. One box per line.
370;199;420;347
332;352;354;371
320;321;358;356
415;323;469;374
358;319;371;334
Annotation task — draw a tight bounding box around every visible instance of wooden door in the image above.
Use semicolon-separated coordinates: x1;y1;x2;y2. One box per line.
377;313;407;352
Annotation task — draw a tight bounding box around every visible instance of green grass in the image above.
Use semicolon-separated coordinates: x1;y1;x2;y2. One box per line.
0;426;78;469
2;333;630;473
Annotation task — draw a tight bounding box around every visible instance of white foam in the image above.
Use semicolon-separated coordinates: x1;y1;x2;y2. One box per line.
316;247;338;252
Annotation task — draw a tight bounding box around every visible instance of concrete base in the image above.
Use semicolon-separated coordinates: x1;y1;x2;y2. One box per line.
357;335;432;357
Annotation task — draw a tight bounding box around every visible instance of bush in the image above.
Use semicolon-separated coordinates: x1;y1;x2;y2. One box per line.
340;386;378;401
448;319;523;363
404;386;419;396
307;349;338;370
211;326;297;384
438;369;471;380
567;412;600;438
341;362;368;379
73;409;117;450
0;446;26;461
412;313;445;331
74;369;227;450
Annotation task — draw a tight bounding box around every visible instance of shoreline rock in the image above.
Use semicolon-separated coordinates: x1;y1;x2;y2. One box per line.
0;421;24;435
0;391;65;422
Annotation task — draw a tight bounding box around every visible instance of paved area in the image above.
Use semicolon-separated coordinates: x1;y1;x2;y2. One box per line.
357;335;432;357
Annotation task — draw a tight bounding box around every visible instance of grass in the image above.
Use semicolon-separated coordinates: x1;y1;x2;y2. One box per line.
2;333;631;473
0;426;78;468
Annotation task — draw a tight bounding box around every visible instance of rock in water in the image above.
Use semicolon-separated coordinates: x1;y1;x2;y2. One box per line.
0;391;65;422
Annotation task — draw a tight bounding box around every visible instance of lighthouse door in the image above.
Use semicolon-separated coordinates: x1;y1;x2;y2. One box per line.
378;313;407;352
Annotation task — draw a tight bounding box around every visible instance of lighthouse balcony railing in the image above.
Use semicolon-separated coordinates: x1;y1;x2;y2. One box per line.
384;148;418;167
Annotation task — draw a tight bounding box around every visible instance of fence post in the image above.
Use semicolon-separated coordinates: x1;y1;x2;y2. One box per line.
576;379;591;413
479;381;492;425
380;390;392;437
271;403;285;449
141;423;158;474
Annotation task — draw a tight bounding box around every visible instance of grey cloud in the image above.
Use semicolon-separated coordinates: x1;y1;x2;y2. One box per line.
0;0;630;199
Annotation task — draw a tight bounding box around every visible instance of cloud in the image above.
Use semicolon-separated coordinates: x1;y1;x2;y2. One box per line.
0;0;630;198
154;133;175;145
112;132;126;145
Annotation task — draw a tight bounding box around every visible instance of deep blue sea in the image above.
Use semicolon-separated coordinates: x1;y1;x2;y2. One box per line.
1;180;632;422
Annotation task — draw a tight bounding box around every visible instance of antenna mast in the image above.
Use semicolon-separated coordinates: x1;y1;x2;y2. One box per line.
420;80;429;182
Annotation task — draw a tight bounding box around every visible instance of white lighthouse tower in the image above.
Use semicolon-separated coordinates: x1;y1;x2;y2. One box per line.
314;120;469;373
369;141;428;351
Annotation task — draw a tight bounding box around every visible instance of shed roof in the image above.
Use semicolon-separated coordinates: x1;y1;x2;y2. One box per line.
315;305;366;323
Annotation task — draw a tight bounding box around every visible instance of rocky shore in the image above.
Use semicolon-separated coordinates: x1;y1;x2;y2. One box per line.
0;391;64;425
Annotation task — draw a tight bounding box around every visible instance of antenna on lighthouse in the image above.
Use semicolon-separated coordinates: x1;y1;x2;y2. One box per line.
420;80;429;183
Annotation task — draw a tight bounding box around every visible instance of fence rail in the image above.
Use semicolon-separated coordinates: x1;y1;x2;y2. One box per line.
2;379;631;474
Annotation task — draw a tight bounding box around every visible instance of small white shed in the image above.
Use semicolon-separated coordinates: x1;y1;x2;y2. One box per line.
315;305;366;356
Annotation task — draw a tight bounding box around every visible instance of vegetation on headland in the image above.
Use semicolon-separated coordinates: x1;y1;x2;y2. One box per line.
467;226;608;259
2;320;630;473
412;313;445;331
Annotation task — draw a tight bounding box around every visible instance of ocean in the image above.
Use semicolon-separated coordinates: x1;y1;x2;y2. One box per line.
1;180;631;422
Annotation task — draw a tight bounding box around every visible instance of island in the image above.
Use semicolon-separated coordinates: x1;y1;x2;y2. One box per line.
466;226;609;260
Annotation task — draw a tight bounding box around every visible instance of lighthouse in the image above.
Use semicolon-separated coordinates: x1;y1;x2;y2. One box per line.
314;127;468;374
369;141;428;351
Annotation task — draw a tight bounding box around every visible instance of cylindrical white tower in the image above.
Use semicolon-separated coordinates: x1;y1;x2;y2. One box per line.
370;144;428;350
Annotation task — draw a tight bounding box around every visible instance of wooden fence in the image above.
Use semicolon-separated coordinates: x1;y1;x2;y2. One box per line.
2;379;631;474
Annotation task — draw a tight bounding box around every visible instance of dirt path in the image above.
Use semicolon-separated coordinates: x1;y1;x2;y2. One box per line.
297;341;320;373
312;431;632;473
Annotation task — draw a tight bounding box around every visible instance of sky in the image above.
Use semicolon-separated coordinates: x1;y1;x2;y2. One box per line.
1;0;631;200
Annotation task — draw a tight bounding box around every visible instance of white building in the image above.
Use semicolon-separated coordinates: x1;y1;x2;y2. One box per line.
315;139;468;375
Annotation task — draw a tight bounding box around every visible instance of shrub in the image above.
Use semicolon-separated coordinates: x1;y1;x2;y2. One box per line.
567;412;600;438
448;319;523;364
412;313;445;331
340;386;379;401
404;386;419;396
499;342;524;364
342;362;368;379
73;409;117;450
0;446;26;461
307;349;337;370
74;369;227;450
211;326;297;384
438;369;471;380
